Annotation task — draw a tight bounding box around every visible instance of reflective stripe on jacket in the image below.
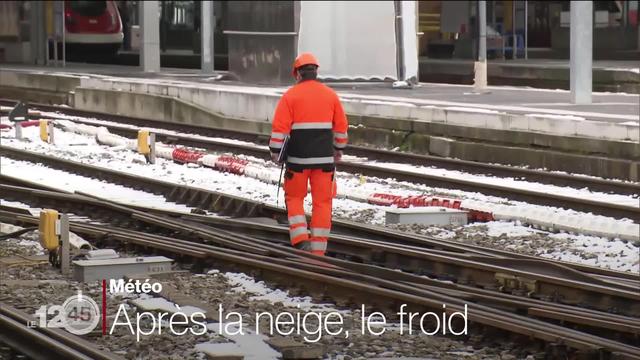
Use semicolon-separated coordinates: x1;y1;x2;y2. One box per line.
269;80;348;170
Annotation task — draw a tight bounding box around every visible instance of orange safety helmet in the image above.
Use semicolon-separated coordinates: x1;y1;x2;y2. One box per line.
292;52;319;77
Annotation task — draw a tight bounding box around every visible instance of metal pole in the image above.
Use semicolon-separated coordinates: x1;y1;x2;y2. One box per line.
395;1;405;82
512;0;517;59
474;0;488;92
59;214;70;275
53;38;58;67
53;0;62;67
48;121;55;144
149;133;156;164
570;0;592;104
140;1;161;72
491;0;496;29
478;0;487;62
45;29;50;66
62;0;66;67
201;1;215;73
524;0;528;59
31;2;45;65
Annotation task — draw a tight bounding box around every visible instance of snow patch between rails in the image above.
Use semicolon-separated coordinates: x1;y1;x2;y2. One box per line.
223;271;339;312
52;118;640;242
132;296;205;317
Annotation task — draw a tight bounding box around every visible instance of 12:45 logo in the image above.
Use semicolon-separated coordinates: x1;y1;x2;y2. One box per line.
33;291;100;335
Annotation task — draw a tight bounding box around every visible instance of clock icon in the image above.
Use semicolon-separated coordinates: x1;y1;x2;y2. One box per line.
61;292;101;335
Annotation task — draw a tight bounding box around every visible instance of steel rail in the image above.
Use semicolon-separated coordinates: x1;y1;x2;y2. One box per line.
4;100;637;195
2;101;638;219
184;214;640;292
1;180;638;320
1;144;637;284
6;208;637;340
64;114;640;222
0;304;123;360
2;208;638;358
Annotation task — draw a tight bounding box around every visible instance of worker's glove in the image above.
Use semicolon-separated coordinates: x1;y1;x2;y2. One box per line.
270;152;280;163
334;150;343;163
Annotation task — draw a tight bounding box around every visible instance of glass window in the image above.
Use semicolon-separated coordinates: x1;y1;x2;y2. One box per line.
69;1;107;17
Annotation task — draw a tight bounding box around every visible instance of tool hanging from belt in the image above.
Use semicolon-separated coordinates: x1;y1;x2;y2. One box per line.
275;135;290;207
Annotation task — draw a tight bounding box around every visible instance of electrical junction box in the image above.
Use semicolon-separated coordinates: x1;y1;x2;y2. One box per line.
385;207;468;226
73;256;173;282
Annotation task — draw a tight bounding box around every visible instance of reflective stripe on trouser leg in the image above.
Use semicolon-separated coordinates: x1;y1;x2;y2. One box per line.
310;228;330;238
284;169;310;246
309;238;327;256
289;224;309;244
309;169;333;255
288;215;307;226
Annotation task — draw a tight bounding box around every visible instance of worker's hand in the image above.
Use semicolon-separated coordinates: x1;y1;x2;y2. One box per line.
270;152;280;163
334;150;343;163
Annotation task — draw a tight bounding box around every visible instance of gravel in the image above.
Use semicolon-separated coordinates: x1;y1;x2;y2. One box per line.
0;226;536;359
386;221;639;272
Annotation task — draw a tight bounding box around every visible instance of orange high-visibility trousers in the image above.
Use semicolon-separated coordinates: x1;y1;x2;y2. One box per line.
283;168;335;256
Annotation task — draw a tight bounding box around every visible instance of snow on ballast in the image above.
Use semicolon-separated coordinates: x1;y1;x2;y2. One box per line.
13;119;640;243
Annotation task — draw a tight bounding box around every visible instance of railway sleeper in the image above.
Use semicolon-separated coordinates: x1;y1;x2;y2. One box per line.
2;211;638;357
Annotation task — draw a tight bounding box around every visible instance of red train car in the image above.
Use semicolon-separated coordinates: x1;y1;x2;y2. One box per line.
64;0;123;59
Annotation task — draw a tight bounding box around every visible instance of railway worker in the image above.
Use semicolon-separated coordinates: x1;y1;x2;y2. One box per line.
269;52;349;256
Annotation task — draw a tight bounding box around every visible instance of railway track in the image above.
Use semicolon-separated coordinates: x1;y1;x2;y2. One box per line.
1;145;637;284
0;303;122;360
2;102;640;357
1;185;639;359
2;101;639;222
1;155;639;317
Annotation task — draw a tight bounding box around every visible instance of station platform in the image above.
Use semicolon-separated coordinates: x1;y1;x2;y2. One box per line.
418;58;640;94
0;63;638;180
1;63;636;122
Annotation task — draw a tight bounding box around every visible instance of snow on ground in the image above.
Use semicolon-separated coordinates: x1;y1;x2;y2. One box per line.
34;110;262;148
354;157;639;207
128;287;281;360
0;199;37;213
0;125;380;222
201;322;280;360
221;271;343;312
1;125;638;272
1;159;194;212
132;295;206;317
0;221;45;256
409;220;639;273
11;112;637;206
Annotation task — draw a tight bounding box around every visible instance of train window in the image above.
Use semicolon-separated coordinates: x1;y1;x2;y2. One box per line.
69;1;108;17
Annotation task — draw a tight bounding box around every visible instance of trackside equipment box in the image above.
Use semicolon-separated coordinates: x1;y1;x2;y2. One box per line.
385;207;468;226
73;256;173;282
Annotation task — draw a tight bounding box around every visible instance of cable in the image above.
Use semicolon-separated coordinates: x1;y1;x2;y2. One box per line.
0;226;38;241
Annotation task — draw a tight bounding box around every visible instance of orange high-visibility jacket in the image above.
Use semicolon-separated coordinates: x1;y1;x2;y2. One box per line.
269;80;348;171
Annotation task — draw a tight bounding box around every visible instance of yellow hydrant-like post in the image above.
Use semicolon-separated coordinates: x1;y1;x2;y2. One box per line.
39;120;49;143
39;209;59;251
137;129;150;155
137;129;156;164
39;209;70;274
